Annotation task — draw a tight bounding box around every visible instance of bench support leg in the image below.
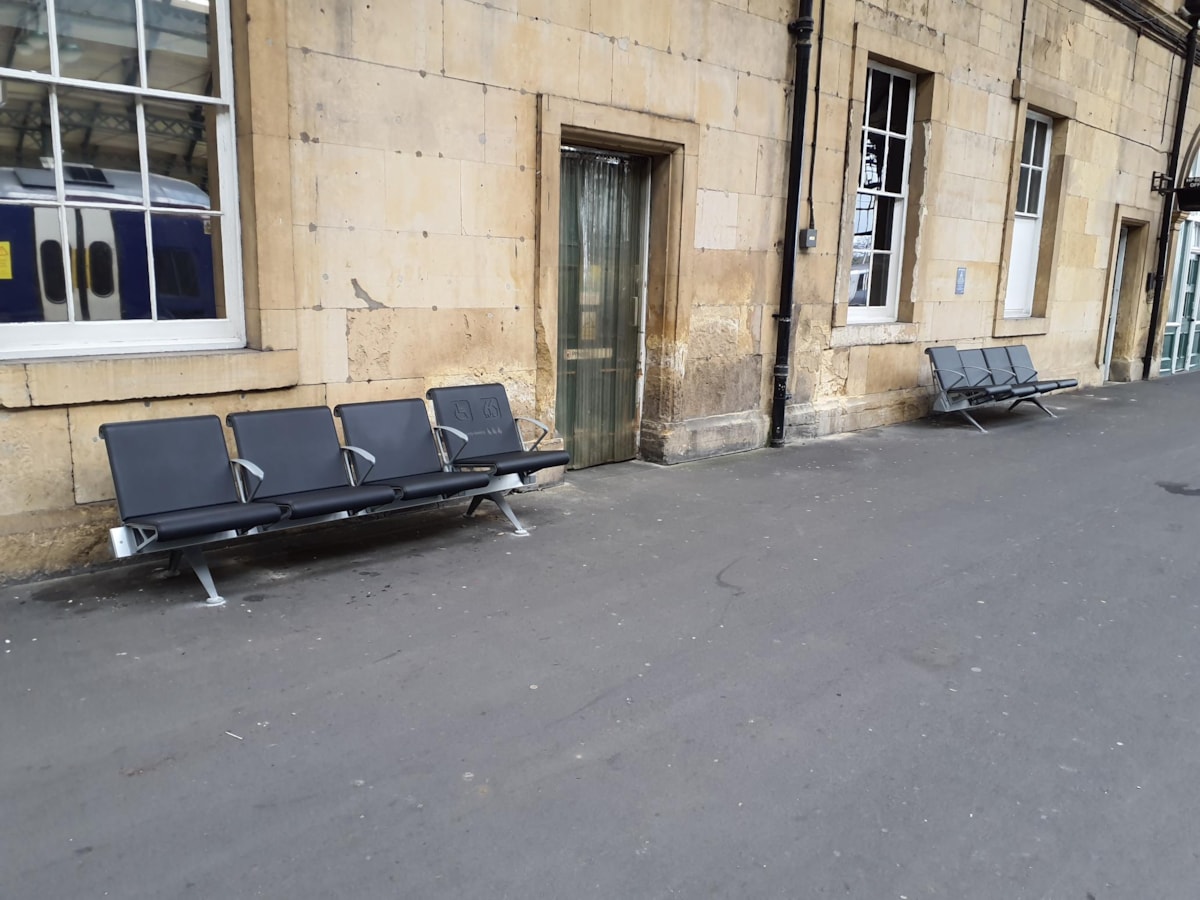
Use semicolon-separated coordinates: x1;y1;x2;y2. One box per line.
957;409;987;433
464;492;529;536
167;547;226;606
1010;395;1055;418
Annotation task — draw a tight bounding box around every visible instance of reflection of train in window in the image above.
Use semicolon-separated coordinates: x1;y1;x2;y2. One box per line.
0;166;216;323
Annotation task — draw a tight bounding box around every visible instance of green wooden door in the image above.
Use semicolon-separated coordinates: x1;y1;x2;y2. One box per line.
556;148;648;469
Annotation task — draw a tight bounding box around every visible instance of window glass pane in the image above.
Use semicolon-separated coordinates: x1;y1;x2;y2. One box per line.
6;0;53;76
861;132;884;190
39;238;67;304
98;208;152;320
889;75;911;134
1032;120;1048;164
144;0;214;96
88;239;115;296
141;97;215;204
849;266;867;305
868;252;890;307
68;207;148;320
867;70;890;130
1017;167;1030;214
56;85;145;204
884;136;905;194
151;213;219;319
873;196;895;251
0;80;53;171
55;0;139;85
853;192;875;256
1026;169;1042;214
0;204;44;322
1021;122;1035;165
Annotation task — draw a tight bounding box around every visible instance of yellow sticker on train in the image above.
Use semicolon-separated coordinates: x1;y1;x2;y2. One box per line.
0;242;11;280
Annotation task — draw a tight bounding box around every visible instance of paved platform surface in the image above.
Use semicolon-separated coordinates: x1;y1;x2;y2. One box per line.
4;376;1200;899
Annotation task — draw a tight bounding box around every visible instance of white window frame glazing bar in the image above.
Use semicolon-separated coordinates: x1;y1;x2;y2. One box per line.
0;0;244;360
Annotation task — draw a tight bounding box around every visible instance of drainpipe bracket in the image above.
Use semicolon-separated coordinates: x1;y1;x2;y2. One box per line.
788;16;814;40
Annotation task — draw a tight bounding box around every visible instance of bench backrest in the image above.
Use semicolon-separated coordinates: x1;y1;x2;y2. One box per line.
100;415;240;520
1006;344;1039;382
226;407;350;497
926;346;968;391
427;383;523;458
982;347;1017;386
957;349;995;388
334;399;444;482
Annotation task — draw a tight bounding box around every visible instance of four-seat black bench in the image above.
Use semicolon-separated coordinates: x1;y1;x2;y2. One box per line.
926;344;1078;432
100;385;569;606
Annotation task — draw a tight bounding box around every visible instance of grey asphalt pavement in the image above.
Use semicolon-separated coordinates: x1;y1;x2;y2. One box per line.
4;375;1200;899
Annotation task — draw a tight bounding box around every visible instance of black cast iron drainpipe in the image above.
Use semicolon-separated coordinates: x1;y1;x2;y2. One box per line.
769;0;814;447
1144;2;1200;380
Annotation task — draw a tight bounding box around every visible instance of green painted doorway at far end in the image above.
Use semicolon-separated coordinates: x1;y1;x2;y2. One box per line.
556;146;650;469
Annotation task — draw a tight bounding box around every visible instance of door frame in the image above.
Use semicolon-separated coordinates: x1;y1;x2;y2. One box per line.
533;96;701;462
1101;226;1127;382
1097;209;1151;383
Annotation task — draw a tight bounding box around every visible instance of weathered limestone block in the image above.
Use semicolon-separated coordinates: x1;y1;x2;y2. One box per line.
0;506;115;584
297;308;351;386
681;355;764;418
347;307;531;382
0;408;75;514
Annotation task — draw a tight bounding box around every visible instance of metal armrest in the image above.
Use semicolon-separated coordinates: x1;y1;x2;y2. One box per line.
341;445;376;484
230;458;265;501
515;415;550;450
931;365;968;389
1010;363;1038;379
433;425;471;466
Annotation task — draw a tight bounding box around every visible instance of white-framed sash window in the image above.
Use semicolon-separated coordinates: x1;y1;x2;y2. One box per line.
849;63;916;324
0;0;243;360
1003;111;1052;319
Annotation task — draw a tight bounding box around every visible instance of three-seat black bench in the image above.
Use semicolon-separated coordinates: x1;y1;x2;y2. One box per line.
926;344;1078;432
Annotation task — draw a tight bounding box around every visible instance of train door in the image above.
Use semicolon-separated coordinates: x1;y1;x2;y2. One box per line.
32;207;122;321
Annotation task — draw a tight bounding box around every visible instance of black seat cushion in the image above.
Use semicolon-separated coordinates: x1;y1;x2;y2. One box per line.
129;501;283;542
459;449;572;477
268;484;395;519
372;469;490;501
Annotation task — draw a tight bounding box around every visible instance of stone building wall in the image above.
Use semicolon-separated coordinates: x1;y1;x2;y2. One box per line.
783;0;1191;437
0;0;1194;582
